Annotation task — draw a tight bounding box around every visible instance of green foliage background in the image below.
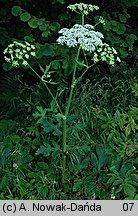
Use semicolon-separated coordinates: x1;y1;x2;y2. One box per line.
0;0;138;199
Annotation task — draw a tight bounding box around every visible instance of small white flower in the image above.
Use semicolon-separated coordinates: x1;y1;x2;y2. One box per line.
25;41;31;46
109;60;114;65
13;41;26;48
84;24;94;30
13;41;19;45
27;47;31;51
15;49;20;53
11;54;14;61
59;28;69;35
97;48;102;52
57;36;66;45
4;57;11;63
3;48;8;54
31;52;36;56
8;49;13;54
22;60;28;66
117;57;121;62
21;44;26;48
13;163;18;168
94;31;104;38
31;45;36;49
8;44;14;48
22;49;27;53
111;187;115;200
99;16;105;25
93;53;99;62
67;38;78;47
94;39;103;46
78;4;83;11
101;56;106;61
73;24;83;29
12;61;19;67
25;54;29;59
85;43;95;52
112;47;117;54
17;55;23;60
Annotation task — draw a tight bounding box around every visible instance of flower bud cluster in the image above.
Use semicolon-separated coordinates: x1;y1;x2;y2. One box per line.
98;16;105;25
67;3;99;15
57;24;104;52
3;41;36;67
93;43;121;65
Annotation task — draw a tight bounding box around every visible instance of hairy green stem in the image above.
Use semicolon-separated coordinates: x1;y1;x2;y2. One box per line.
62;47;81;187
82;14;85;26
82;48;88;66
65;47;81;118
62;58;97;188
62;117;66;187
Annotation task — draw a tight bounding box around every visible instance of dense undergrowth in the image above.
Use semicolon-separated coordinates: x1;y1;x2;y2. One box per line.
0;61;137;199
0;0;138;199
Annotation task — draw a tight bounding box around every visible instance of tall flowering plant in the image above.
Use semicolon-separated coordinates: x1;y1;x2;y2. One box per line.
3;3;120;190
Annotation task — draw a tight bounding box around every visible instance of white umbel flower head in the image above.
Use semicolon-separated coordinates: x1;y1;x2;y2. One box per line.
57;24;104;53
57;24;120;65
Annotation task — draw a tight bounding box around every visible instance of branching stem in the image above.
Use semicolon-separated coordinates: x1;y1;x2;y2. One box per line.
27;63;62;114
